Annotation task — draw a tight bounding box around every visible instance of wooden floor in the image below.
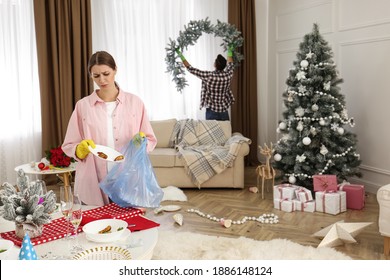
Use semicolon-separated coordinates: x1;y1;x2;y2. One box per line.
145;166;389;260
48;166;388;259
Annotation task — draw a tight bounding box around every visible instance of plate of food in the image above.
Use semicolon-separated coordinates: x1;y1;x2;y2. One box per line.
89;145;125;162
83;219;128;243
0;240;14;260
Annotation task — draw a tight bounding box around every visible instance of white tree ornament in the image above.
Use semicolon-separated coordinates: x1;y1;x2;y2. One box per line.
302;137;311;145
300;60;309;69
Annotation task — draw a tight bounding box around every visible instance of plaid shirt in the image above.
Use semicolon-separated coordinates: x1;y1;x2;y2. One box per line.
188;62;235;112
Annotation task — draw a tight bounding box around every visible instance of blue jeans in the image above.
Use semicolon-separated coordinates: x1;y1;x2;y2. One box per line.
206;108;230;121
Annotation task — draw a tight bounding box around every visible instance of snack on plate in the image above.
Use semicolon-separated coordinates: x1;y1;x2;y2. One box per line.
114;155;124;161
97;152;108;159
98;225;112;234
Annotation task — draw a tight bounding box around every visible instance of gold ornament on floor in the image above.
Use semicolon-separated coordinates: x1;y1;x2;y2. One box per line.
256;143;276;199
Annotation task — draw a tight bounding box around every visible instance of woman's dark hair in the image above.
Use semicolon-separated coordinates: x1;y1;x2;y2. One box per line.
215;54;227;71
88;51;117;74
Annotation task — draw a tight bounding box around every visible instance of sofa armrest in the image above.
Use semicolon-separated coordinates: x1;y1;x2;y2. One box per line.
229;132;251;157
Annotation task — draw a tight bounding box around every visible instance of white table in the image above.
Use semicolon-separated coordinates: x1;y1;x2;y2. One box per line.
14;162;76;187
0;207;158;260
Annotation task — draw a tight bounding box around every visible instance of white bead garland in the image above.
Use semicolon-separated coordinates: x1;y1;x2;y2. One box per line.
187;209;279;225
284;89;354;127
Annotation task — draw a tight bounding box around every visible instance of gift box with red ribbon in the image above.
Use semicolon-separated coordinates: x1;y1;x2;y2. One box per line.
273;198;295;212
338;184;365;210
313;175;338;192
315;190;346;215
295;187;313;202
273;184;299;200
293;199;316;212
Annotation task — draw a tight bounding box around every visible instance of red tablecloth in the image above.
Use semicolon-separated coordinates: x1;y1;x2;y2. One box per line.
0;203;159;247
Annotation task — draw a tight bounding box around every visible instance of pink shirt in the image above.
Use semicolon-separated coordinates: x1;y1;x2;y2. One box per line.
62;89;157;206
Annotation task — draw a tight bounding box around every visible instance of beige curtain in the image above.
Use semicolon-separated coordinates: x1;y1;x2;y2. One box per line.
228;0;259;166
34;0;93;152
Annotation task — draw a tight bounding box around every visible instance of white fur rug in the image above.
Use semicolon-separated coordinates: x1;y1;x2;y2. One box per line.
153;230;352;260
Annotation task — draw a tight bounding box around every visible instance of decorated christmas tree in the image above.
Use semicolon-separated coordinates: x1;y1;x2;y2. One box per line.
273;23;361;190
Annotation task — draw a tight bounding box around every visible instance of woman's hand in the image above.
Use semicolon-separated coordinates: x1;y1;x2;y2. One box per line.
76;139;96;159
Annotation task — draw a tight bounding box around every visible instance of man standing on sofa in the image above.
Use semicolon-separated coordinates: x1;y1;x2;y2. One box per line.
176;46;235;121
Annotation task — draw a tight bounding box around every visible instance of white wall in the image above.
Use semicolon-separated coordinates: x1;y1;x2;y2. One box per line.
256;0;390;193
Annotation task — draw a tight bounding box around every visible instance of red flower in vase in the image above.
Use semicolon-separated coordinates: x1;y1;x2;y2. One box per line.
45;146;74;168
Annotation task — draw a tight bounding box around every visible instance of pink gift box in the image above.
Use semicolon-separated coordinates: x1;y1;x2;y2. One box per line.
338;184;365;210
313;175;338;192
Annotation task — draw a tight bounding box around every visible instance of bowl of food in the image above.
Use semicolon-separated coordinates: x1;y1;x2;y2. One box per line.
83;219;128;243
0;239;14;260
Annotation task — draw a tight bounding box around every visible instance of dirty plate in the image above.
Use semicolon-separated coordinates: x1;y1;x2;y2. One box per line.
89;145;125;162
162;205;181;212
83;219;128;243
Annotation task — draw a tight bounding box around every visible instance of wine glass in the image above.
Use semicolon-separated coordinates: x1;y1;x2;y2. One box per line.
35;179;47;196
60;185;73;239
69;194;83;253
70;194;82;238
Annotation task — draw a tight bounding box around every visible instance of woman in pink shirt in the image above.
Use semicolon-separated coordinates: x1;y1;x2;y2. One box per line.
62;51;157;206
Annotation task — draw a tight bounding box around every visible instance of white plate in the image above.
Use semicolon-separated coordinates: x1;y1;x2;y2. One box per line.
86;228;130;244
89;145;125;162
162;205;181;212
83;219;128;243
73;246;132;260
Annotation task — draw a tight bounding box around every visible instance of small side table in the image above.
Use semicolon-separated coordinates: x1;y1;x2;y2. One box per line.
14;163;76;187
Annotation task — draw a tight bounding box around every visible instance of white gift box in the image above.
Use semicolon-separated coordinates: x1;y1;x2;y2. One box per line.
293;199;315;212
315;191;347;215
295;187;313;203
274;198;295;212
273;184;299;200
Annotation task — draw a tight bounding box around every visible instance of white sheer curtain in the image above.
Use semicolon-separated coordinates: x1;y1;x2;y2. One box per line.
0;0;41;183
91;0;228;120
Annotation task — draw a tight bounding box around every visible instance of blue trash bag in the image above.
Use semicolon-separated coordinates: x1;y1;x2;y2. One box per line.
99;136;163;208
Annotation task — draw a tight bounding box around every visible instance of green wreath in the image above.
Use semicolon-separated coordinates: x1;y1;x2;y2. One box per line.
165;18;244;92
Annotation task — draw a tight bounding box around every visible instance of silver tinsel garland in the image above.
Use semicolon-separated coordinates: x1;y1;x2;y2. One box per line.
166;18;244;92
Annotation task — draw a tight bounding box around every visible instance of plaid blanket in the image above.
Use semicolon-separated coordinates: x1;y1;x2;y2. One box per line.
169;119;251;187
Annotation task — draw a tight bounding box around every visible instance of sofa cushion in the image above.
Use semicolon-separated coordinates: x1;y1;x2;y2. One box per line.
150;119;177;148
149;148;177;167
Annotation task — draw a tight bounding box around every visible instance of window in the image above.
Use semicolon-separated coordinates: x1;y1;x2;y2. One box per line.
0;0;41;183
91;0;228;120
